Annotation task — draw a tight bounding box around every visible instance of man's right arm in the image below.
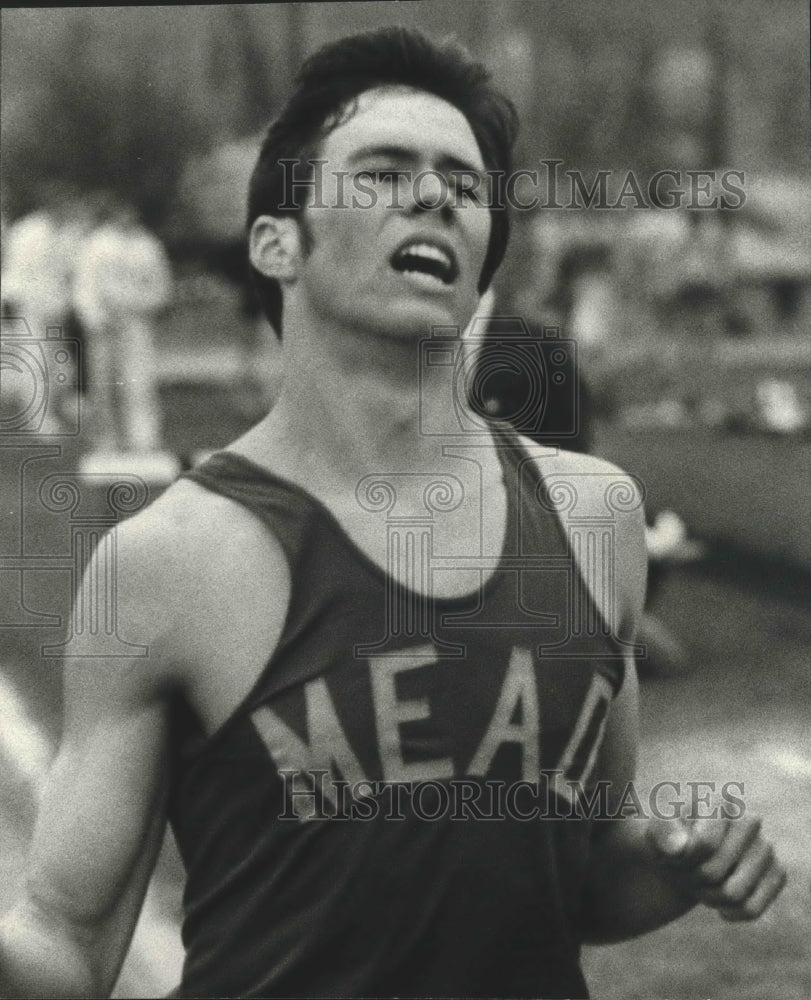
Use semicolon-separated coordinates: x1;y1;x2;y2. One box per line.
0;519;179;998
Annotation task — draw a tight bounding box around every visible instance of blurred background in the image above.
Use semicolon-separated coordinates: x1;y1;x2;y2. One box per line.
1;2;809;997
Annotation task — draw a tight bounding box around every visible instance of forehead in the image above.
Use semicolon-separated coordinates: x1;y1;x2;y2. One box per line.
321;86;486;170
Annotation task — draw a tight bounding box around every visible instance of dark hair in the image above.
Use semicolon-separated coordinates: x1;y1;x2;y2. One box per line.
247;26;519;335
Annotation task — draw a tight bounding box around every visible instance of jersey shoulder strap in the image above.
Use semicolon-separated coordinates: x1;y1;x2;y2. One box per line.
515;436;648;641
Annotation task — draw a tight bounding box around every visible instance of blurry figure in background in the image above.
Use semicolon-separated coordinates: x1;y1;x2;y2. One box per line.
74;196;173;453
548;245;618;342
645;214;745;425
1;182;90;334
0;182;94;431
543;242;622;422
0;196;8;264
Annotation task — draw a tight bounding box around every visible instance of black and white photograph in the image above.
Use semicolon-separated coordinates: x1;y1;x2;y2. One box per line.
0;3;809;997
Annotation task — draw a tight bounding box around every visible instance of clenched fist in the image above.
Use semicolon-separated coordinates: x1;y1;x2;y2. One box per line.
646;813;787;921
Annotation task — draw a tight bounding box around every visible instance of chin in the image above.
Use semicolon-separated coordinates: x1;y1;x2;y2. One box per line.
367;300;473;341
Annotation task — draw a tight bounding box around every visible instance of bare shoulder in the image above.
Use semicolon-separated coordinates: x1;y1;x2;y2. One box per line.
516;436;648;637
92;476;291;685
114;474;288;580
515;436;645;518
518;436;637;482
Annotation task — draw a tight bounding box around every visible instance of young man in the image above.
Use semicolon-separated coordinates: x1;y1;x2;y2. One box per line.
0;28;785;999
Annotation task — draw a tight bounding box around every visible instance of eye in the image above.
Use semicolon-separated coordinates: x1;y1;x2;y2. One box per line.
356;169;407;184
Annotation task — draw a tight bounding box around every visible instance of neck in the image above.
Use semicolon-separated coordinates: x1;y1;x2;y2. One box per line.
245;308;485;484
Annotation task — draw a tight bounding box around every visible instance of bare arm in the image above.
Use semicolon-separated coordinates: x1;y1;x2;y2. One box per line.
581;665;787;942
0;524;176;997
571;460;786;942
0;479;292;997
578;664;699;942
550;451;688;940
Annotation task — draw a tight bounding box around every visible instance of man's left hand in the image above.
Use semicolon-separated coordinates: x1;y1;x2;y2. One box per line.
646;813;787;921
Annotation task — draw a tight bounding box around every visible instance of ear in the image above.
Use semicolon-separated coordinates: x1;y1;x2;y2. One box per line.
249;215;303;283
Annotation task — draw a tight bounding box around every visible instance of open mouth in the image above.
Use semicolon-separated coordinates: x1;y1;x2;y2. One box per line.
390;240;458;287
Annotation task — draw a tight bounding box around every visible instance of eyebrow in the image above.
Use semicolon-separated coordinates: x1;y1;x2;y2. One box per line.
346;144;484;176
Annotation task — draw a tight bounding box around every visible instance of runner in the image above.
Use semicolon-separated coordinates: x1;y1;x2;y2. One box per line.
0;27;785;999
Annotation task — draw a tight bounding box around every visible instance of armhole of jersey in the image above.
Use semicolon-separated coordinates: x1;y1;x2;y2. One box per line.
512;435;646;695
163;472;297;755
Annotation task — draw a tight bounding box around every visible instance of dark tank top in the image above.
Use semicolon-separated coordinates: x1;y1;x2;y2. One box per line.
168;425;625;999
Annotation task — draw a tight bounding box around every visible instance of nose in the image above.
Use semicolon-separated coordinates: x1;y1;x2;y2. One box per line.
410;169;454;223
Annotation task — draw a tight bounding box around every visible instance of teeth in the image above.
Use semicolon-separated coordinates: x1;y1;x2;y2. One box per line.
399;242;453;268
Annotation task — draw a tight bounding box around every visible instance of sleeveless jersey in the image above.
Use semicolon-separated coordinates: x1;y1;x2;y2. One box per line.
168;425;626;999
